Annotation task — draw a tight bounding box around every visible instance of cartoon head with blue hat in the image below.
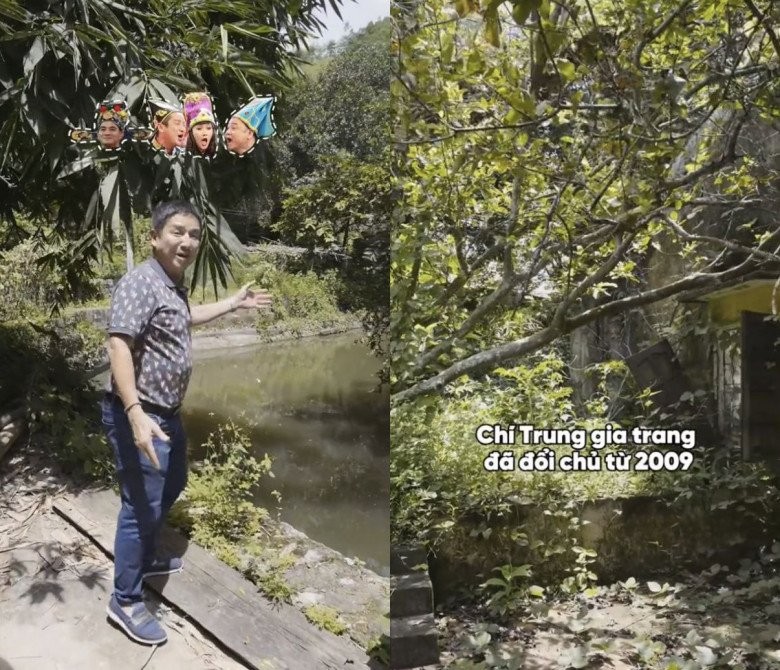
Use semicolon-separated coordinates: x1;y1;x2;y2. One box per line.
225;96;276;156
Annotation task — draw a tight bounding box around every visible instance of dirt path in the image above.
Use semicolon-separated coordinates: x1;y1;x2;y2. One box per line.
434;559;780;669
0;448;248;670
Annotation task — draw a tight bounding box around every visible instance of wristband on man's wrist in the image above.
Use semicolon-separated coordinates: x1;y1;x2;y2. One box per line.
124;401;142;414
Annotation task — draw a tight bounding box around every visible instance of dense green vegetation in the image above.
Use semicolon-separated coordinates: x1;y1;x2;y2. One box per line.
274;17;392;353
391;1;780;667
0;0;390;329
0;0;352;291
392;0;779;401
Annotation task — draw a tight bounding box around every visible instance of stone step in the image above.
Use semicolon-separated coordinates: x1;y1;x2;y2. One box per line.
391;572;433;618
390;546;428;575
389;613;439;669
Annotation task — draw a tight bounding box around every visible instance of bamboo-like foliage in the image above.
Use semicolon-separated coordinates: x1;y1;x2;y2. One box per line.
0;0;344;297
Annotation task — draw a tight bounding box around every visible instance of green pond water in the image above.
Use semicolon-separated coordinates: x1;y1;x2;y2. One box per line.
183;332;389;576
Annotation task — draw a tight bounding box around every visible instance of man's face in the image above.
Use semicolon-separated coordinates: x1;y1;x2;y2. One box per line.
191;122;214;154
98;121;123;149
155;112;186;153
225;116;256;155
150;213;201;282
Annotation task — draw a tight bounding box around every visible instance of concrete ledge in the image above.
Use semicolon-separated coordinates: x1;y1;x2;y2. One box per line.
390;573;433;618
53;488;371;670
389;614;438;669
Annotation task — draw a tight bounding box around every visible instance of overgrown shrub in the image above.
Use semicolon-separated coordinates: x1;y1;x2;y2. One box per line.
0;317;105;407
391;350;780;594
29;383;113;482
169;421;273;557
0;239;65;319
0;313;110;480
239;261;347;333
266;270;340;321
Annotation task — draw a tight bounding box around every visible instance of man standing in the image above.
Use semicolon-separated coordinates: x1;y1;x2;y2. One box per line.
224;96;276;156
102;200;271;644
149;100;187;155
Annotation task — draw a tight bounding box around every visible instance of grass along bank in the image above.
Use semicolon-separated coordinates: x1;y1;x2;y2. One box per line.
166;421;388;652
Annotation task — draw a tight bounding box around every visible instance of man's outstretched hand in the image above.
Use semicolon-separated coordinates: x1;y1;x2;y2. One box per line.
231;282;273;311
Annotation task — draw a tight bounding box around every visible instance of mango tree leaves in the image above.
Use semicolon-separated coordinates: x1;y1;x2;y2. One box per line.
392;0;780;401
0;0;346;301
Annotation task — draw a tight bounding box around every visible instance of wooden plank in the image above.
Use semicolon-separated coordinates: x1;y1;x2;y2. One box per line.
53;488;370;670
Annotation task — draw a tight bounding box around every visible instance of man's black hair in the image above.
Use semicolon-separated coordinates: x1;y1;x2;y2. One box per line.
151;200;201;232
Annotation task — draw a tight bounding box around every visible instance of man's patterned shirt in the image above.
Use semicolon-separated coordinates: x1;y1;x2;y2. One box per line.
106;258;192;408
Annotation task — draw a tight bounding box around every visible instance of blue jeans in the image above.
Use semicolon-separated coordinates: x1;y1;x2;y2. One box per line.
101;394;187;605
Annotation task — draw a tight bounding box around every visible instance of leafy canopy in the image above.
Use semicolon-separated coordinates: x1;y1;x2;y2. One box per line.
391;0;780;402
0;0;346;296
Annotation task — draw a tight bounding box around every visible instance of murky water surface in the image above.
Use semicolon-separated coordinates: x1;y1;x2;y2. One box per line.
184;333;389;575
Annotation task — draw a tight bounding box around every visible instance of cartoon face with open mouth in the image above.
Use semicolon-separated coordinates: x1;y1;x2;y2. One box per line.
183;92;217;158
191;122;214;153
224;96;276;157
158;112;186;153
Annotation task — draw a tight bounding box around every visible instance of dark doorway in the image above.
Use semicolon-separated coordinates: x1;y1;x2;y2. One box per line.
740;311;780;460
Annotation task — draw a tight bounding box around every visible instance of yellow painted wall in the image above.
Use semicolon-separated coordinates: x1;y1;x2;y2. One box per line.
709;284;779;325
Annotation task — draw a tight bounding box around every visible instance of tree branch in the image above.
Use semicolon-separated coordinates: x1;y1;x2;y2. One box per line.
632;0;694;69
743;0;780;60
663;112;746;190
391;256;763;404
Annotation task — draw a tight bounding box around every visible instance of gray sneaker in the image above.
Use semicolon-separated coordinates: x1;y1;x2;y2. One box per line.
143;556;183;578
106;595;167;645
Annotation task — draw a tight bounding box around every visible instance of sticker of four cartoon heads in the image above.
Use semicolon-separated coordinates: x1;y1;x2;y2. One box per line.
73;94;275;157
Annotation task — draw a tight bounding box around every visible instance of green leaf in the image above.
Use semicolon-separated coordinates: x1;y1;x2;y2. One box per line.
556;59;576;82
481;577;510;588
484;13;500;47
622;576;638;589
0;0;29;22
22;36;45;76
511;0;536;25
441;33;454;63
